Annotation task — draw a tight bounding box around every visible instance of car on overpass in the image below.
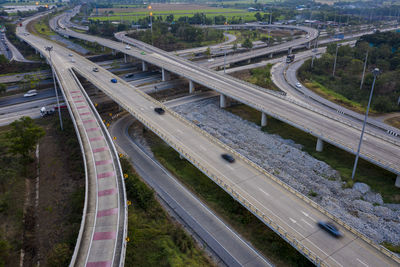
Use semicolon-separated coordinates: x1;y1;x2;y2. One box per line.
111;78;118;83
24;89;38;97
318;221;342;238
221;154;235;163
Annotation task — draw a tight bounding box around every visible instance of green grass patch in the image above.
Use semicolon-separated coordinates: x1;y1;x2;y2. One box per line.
142;130;312;267
33;17;54;37
227;29;271;43
304;80;376;114
225;104;400;203
120;157;213;266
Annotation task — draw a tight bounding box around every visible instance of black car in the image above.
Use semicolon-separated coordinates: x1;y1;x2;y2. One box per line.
154;107;165;115
318;221;342;238
221;154;235;163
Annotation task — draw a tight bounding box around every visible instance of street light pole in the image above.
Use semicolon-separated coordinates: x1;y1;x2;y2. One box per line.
148;5;153;46
332;43;340;77
360;50;368;89
351;68;380;180
224;50;226;74
45;46;63;131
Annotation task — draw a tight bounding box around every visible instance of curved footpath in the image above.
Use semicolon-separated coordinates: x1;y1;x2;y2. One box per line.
18;13;127;267
110;115;272;267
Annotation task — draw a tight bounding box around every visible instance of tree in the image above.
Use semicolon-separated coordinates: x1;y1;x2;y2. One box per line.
254;12;262;21
6;117;45;162
205;47;211;58
232;43;237;54
0;84;5;95
242;38;253;49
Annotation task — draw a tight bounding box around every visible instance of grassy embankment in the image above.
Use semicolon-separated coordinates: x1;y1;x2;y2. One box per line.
227;29;272;43
120;157;214;266
303;80;376;114
142;129;312;267
225;104;400;204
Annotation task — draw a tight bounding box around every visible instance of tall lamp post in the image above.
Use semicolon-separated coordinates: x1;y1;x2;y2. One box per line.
360;50;368;89
148;5;153;46
351;68;380;180
45;46;63;130
332;43;340;77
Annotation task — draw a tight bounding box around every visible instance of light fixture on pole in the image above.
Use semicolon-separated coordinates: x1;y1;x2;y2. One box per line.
45;46;63;130
360;50;368;89
332;43;340;77
148;5;153;46
351;68;380;180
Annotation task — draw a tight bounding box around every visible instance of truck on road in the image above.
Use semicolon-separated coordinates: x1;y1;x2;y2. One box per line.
286;54;295;63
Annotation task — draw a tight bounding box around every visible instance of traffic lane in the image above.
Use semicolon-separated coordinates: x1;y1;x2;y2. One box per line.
46;40;398;265
0;88;59;107
111;115;272;267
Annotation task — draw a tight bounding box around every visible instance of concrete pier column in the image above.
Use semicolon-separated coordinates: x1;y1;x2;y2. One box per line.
102;46;105;52
316;138;324;152
124;53;127;63
142;61;148;71
161;68;170;81
307;41;311;49
220;94;227;108
112;49;116;55
261;112;267;127
288;47;293;54
396;175;400;188
189;80;194;94
247;59;251;64
269;53;273;58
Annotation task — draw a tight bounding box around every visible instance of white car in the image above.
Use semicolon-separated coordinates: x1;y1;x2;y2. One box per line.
24;89;38;97
207;58;214;62
125;45;131;50
295;82;302;88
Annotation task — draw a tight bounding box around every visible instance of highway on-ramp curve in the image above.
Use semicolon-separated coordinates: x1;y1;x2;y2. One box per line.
17;11;400;266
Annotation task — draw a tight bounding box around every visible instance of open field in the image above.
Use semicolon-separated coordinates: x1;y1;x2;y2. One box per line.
95;3;242;13
90;12;267;23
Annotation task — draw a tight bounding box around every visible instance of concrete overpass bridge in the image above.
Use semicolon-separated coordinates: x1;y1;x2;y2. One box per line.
17;8;400;266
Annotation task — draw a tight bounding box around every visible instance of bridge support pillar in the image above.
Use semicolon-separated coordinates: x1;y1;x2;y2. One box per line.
112;49;116;55
396;175;400;188
316;138;324;152
307;41;311;49
124;53;127;63
220;94;227;108
247;59;251;64
261;112;267;127
288;47;292;54
161;68;170;82
142;61;148;71
269;53;273;58
189;80;195;94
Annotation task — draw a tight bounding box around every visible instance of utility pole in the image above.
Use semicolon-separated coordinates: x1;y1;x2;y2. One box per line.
224;50;226;74
148;5;153;46
332;43;340;77
360;50;368;89
351;68;380;180
45;46;63;131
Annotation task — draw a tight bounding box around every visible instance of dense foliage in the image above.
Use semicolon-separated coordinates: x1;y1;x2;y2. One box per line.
299;31;400;113
128;21;223;51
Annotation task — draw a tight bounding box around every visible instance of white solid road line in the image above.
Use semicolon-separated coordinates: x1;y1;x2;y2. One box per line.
356;258;369;267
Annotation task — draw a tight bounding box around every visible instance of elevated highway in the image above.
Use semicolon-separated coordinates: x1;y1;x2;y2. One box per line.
51;12;400;181
18;14;127;267
16;9;400;267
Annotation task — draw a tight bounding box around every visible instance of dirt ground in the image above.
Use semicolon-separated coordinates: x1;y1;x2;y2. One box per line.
98;3;214;13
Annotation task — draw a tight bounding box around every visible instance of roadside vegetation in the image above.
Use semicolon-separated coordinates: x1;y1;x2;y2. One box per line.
225;104;400;203
142;128;312;267
0;114;85;266
385;116;400;129
120;157;214;266
298;31;400;114
126;21;223;51
231;64;280;91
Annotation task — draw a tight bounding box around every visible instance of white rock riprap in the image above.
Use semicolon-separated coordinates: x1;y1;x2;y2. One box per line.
173;99;400;245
